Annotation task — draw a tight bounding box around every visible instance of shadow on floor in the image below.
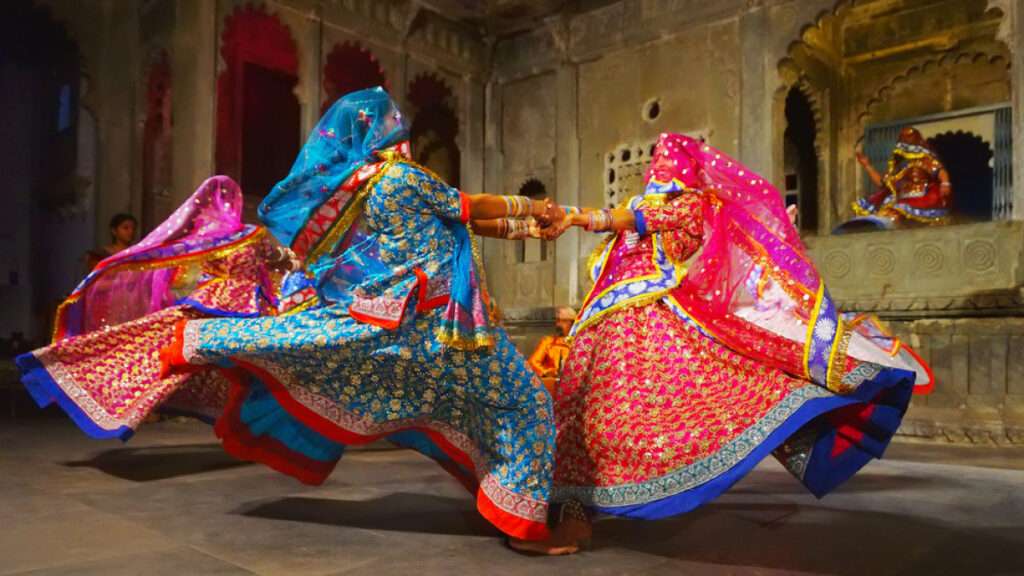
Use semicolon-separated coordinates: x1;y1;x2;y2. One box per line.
730;467;959;496
600;502;1024;576
63;443;252;482
240;493;499;537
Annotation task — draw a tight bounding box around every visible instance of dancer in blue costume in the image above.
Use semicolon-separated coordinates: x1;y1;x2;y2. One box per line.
164;87;571;551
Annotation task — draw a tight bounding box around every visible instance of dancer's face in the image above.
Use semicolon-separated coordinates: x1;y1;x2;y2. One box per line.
646;134;701;190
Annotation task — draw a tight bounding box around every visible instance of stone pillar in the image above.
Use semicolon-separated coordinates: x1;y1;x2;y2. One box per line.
299;9;323;137
170;0;217;206
481;78;504;283
94;0;140;245
1009;0;1024;221
554;62;581;306
738;5;772;180
460;75;486;194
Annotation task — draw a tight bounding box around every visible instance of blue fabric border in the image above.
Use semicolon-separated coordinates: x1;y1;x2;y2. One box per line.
590;366;914;519
801;377;914;497
238;379;345;463
15;353;135;441
633;209;648;236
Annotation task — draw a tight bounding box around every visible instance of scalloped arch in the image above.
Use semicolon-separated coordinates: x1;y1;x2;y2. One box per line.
856;50;1010;132
322;41;388;112
215;4;299;182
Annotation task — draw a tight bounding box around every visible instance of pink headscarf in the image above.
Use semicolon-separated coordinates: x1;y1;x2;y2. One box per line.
54;176;261;340
643;133;703;191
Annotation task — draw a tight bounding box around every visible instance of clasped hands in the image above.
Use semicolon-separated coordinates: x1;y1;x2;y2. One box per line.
528;199;579;241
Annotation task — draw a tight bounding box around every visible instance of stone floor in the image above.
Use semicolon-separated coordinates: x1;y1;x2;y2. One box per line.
1;417;1023;576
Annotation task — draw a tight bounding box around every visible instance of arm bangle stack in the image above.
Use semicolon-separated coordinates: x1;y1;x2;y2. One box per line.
505;219;531;239
502;195;533;218
584;209;612;232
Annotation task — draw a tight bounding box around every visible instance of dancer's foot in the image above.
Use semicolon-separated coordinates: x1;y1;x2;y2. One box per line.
507;534;579;556
557;499;593;548
558;515;593;548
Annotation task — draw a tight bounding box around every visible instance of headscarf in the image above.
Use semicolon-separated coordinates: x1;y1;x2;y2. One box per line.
891;127;935;161
259;86;408;257
643;133;703;193
54;176;262;341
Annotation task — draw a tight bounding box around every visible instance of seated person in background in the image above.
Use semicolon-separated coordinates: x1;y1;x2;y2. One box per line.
86;213;138;270
842;126;952;232
528;306;576;394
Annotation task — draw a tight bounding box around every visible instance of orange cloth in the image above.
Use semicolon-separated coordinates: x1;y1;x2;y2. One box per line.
528;335;570;379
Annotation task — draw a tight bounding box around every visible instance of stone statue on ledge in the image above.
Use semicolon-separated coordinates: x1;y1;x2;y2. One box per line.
837;127;952;233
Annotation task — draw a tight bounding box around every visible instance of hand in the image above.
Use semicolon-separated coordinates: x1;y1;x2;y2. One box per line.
855;151;870;167
532;198;565;228
786;204;798;226
266;246;301;272
527;219;542;239
540;210;574;241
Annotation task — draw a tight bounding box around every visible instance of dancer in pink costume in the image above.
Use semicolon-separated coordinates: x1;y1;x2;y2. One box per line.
531;133;932;552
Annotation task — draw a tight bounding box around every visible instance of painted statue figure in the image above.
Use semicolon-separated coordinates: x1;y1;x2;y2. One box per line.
846;126;952;230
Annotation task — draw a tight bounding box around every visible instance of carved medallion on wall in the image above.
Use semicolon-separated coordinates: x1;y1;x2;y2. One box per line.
964;240;996;272
824;250;851;279
913;243;944;275
867;246;895;276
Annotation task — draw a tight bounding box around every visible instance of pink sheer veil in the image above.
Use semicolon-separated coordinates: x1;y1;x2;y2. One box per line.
54;176;256;341
665;134;931;391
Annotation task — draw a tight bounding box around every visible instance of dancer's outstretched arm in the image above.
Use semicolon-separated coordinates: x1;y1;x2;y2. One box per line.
855;151;883;188
464;193;563;224
471;218;539;239
542;207;637;239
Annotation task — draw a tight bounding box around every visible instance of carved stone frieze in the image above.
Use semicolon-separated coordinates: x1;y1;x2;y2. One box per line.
805;221;1024;313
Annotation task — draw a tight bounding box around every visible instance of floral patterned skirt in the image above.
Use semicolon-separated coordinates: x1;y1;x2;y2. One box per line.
180;304;555;541
552;300;913;518
16;306;230;441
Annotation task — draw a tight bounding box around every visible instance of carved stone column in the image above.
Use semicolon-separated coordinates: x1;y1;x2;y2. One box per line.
460;75;486;195
1008;0;1024;220
481;74;505;290
554;62;582;306
95;0;141;243
739;3;771;176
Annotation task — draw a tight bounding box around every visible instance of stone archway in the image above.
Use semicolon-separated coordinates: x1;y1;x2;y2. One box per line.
216;5;301;211
783;85;820;232
322;41;388;113
408;73;460;187
775;0;1008;230
929;131;995;221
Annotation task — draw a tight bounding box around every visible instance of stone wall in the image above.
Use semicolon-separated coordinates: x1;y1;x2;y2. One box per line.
891;317;1024;444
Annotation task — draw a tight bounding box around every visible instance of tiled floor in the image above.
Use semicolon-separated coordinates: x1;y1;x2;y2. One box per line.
1;418;1022;575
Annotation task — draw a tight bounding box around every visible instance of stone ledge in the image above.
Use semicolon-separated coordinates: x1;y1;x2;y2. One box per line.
805;221;1024;312
899;418;1024;445
501;306;558;325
